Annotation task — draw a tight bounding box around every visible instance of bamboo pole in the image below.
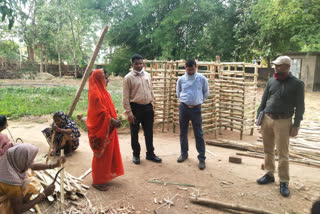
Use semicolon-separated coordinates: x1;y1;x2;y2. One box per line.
60;162;65;211
230;65;234;131
240;65;245;140
162;62;167;132
173;62;179;133
236;152;320;168
148;179;195;187
250;65;258;135
190;198;277;214
218;65;222;135
46;131;56;164
168;63;173;131
67;26;109;118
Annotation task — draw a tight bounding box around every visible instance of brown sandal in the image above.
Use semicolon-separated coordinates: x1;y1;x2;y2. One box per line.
92;184;108;191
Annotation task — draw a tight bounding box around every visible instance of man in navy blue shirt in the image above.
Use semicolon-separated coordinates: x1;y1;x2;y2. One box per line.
176;59;209;170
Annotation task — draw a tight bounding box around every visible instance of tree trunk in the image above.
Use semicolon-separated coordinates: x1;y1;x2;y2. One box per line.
40;45;43;73
27;45;34;62
56;34;61;77
45;48;48;73
267;56;272;77
58;49;61;77
267;56;271;69
33;44;37;63
56;25;62;77
76;24;85;70
32;0;37;63
69;15;78;78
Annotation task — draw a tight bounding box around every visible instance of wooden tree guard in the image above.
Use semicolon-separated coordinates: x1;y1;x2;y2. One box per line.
144;60;258;140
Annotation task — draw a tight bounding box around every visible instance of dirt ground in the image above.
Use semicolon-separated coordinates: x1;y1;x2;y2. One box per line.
2;77;320;214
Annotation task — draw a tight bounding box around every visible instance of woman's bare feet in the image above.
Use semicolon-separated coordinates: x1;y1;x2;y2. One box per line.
65;151;72;157
92;183;108;191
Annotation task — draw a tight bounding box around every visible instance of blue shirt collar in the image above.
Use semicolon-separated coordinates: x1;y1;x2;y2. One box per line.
185;71;198;80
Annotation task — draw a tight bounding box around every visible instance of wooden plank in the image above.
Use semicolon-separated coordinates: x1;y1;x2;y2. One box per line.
229;156;242;164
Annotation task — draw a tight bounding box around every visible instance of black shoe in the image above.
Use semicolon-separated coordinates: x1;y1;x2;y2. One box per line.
177;154;188;163
311;200;320;214
280;182;290;197
257;173;275;185
133;156;140;164
146;155;162;163
199;160;205;170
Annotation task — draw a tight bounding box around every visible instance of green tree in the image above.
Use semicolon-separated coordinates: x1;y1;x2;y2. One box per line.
0;40;20;60
251;0;320;65
106;45;133;76
106;0;234;75
0;0;27;29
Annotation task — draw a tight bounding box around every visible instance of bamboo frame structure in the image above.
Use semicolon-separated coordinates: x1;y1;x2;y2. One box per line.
144;60;258;140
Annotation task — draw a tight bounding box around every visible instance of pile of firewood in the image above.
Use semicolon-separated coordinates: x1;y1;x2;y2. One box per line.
207;120;320;168
34;168;89;202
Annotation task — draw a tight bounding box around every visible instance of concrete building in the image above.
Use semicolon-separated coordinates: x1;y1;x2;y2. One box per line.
285;52;320;92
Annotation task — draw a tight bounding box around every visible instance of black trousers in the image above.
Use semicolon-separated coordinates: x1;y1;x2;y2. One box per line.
130;102;155;157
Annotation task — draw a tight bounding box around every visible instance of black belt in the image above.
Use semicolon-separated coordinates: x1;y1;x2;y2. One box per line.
266;112;291;120
130;102;152;107
181;102;201;109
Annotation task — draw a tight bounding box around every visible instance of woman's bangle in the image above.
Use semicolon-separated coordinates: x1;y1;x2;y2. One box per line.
111;118;115;126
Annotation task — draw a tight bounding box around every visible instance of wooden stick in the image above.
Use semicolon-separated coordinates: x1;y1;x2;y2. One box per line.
67;26;109;118
60;155;65;211
34;204;42;214
190;197;277;214
206;140;254;151
78;168;92;180
148;179;195;187
236;152;320;168
46;131;56;164
207;149;216;157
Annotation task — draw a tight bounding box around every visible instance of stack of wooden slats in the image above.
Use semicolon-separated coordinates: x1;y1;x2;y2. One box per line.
288;120;320;164
208;120;320;167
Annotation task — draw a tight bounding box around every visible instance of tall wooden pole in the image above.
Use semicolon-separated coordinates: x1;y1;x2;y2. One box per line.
67;26;109;118
46;131;56;164
60;157;65;211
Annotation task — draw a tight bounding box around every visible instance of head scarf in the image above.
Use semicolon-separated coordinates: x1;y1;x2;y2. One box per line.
87;69;117;157
0;144;39;185
53;111;81;138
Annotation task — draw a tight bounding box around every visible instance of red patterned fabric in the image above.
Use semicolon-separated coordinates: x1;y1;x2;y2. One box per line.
86;69;124;184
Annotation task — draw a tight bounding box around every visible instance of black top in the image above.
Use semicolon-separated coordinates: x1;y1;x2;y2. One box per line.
257;73;305;127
